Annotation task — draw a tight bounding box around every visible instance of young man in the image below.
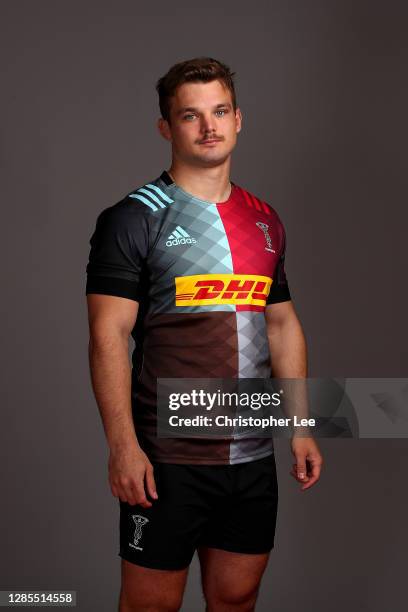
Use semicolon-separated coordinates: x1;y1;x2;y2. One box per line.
86;57;323;612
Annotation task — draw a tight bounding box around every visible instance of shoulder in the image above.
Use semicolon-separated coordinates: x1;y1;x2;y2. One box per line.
126;177;175;214
94;174;174;227
234;183;284;225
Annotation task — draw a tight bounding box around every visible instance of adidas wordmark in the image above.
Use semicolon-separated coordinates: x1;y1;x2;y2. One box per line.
166;226;197;247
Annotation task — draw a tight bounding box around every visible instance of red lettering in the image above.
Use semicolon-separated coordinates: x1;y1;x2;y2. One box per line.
222;279;254;299
194;280;224;300
251;281;268;301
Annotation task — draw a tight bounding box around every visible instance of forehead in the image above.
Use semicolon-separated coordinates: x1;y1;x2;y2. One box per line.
171;79;233;112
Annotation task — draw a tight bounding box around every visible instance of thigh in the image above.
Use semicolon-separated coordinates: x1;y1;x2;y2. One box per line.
199;453;279;555
120;559;188;612
198;546;269;608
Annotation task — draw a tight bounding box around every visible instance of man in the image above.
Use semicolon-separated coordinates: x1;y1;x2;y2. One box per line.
86;57;323;612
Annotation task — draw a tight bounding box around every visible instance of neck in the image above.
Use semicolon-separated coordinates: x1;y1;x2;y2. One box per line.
167;161;232;204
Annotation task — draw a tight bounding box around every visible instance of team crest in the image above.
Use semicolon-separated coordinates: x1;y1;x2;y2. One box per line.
129;514;149;551
256;221;276;253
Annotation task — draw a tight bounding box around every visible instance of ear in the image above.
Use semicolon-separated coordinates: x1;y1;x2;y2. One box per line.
157;117;172;142
235;107;242;134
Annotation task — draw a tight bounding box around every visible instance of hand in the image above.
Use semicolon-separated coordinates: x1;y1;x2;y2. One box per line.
290;436;323;491
108;444;158;507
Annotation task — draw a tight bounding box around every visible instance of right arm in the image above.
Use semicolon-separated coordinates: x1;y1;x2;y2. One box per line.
87;293;158;508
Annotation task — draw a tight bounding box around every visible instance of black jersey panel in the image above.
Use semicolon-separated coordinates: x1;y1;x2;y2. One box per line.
86;199;150;300
266;219;291;304
86;276;141;301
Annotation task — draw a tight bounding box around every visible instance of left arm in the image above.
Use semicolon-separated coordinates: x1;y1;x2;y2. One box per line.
265;300;323;490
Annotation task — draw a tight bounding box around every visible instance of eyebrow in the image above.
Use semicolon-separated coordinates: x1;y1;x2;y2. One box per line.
176;102;233;116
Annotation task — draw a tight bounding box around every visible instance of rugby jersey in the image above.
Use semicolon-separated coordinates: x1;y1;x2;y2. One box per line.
86;170;291;464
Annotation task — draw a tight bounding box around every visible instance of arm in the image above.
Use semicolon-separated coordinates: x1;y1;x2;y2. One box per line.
265;300;323;490
265;300;307;378
87;293;158;508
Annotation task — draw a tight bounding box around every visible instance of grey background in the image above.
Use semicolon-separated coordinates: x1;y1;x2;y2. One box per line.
1;1;407;610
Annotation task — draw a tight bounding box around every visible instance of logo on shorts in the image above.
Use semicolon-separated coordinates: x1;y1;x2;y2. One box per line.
129;515;149;551
256;221;276;253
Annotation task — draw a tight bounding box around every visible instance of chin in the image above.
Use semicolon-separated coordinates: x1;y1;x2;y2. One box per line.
194;148;233;164
198;157;230;168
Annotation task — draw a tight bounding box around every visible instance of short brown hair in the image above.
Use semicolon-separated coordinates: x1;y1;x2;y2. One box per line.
156;57;237;123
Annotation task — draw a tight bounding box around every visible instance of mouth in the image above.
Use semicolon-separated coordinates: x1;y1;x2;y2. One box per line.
199;139;222;145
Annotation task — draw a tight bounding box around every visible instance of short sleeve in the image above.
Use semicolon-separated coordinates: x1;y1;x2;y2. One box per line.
266;215;291;304
85;201;149;302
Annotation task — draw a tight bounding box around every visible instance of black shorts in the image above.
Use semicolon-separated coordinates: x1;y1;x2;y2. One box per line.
118;453;279;570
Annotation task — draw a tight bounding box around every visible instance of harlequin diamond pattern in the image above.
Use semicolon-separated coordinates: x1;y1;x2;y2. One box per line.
169;200;233;277
142;311;239;379
236;311;271;377
152;196;236;314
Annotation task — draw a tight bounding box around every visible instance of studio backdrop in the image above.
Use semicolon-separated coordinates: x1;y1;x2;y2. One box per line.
1;1;407;611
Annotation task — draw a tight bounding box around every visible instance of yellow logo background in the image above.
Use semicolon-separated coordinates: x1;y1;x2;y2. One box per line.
175;274;272;306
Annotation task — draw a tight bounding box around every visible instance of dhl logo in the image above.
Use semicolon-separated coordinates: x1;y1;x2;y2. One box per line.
175;274;273;306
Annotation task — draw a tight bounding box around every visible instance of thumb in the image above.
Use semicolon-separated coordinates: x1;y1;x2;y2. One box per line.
145;466;158;500
295;456;308;481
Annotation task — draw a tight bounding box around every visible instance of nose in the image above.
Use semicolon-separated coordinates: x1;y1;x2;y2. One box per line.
200;112;217;135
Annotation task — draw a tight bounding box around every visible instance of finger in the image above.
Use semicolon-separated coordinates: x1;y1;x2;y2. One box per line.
138;499;153;508
295;459;308;481
310;461;322;480
121;478;152;507
118;486;133;504
293;457;309;482
300;462;323;490
300;475;319;490
290;464;299;477
145;466;158;500
111;481;130;503
131;478;153;508
290;464;297;478
290;466;309;484
110;481;119;498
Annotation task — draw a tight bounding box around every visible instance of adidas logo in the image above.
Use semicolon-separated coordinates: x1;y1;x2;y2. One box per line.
166;226;197;247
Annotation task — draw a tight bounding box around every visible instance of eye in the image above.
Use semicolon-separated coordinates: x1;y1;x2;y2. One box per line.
216;109;228;116
183;114;196;120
